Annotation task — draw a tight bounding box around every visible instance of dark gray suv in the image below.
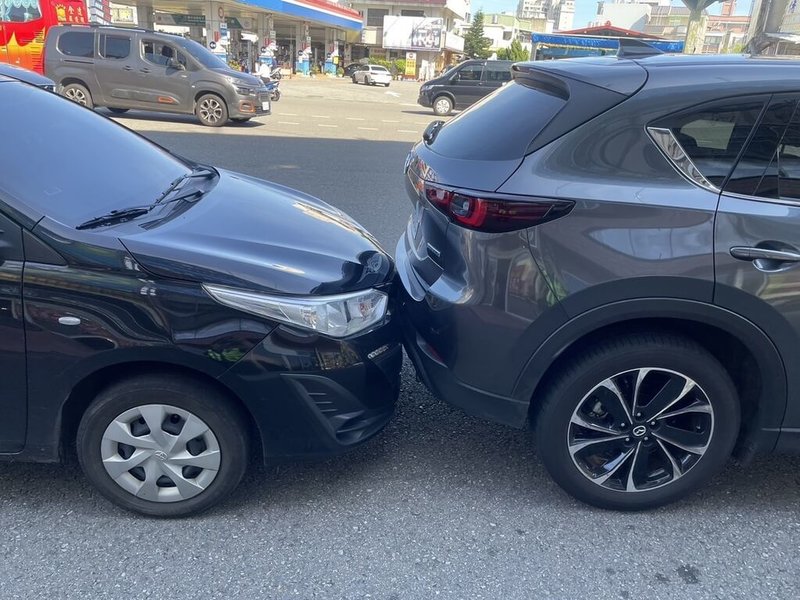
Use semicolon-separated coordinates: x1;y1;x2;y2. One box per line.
398;48;800;510
45;25;270;126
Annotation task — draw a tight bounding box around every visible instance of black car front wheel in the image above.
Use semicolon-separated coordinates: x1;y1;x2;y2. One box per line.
77;374;250;517
535;334;739;510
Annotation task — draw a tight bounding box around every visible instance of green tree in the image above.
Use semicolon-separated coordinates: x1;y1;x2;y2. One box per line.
498;39;529;61
464;10;492;59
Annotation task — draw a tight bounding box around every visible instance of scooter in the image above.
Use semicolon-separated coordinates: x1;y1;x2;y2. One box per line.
270;66;282;80
265;79;281;102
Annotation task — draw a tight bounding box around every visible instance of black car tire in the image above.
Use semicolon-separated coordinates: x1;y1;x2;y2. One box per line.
77;374;250;517
432;95;452;116
366;76;372;86
535;333;739;511
351;75;357;84
62;83;93;109
195;93;229;127
384;82;390;87
107;107;129;114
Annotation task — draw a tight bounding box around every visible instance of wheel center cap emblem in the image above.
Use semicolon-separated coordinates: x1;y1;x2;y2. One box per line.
154;450;168;461
632;425;648;437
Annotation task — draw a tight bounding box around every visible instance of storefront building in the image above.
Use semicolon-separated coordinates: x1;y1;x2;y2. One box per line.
108;0;362;73
348;0;466;79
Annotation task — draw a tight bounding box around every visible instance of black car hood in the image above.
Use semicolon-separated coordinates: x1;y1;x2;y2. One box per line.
121;170;393;295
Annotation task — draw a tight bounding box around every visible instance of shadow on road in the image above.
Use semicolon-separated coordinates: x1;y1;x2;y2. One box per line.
105;109;267;128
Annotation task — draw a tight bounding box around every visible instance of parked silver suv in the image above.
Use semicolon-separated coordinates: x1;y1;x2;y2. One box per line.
45;25;270;126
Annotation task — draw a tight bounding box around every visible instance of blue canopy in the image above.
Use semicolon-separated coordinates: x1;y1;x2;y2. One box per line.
532;33;684;53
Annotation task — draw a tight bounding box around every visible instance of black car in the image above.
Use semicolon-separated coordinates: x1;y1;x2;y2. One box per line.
398;44;800;510
343;63;362;78
0;76;401;517
0;63;55;91
417;59;512;115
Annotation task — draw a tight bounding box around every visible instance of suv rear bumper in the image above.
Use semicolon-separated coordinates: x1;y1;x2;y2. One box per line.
395;235;530;428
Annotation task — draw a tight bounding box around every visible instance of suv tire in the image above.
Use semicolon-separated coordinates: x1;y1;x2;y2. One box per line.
77;374;250;517
195;93;228;127
62;83;93;109
535;333;739;510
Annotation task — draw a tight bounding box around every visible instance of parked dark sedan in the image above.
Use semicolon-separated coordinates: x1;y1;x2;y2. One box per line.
0;63;55;91
0;76;401;517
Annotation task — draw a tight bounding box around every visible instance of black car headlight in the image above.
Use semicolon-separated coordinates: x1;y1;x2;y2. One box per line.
203;284;389;338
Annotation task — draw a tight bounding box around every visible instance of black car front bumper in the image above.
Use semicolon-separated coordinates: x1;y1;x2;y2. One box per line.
220;317;402;461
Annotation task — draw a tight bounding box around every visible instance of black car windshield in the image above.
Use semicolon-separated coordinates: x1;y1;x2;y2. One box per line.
175;37;228;69
0;82;190;227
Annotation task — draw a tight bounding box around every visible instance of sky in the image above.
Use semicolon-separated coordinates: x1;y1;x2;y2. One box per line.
474;0;755;30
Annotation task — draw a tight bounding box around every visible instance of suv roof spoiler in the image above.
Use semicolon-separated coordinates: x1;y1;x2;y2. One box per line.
617;39;664;59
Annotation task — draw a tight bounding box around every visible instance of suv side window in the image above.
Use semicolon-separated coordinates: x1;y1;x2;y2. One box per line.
725;98;796;198
99;34;131;60
142;40;186;67
483;63;511;83
651;98;765;188
456;64;483;82
57;31;95;58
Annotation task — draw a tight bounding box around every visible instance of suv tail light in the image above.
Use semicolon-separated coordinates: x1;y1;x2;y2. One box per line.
423;182;574;233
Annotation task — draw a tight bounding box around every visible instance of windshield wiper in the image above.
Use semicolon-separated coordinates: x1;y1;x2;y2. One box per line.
76;207;152;230
76;166;217;230
154;165;218;205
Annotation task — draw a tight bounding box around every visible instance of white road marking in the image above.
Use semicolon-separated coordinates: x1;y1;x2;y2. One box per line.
278;121;300;125
397;129;418;133
400;103;419;107
385;91;401;97
346;117;365;121
318;124;338;128
312;115;331;119
281;112;298;116
381;120;400;123
357;127;378;131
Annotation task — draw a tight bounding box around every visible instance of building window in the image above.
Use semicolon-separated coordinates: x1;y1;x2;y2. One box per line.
503;31;513;40
401;10;424;17
367;8;389;27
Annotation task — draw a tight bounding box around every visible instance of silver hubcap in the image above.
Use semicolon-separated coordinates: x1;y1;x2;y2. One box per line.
435;98;450;113
101;404;221;503
567;368;714;493
66;87;87;106
199;98;223;123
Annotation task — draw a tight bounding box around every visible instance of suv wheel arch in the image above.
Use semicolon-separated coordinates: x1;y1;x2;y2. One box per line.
516;298;787;458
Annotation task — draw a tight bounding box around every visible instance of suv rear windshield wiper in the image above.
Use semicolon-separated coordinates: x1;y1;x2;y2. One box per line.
75;165;218;230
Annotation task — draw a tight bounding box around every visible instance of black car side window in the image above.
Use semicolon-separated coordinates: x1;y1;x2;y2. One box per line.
650;98;766;189
456;64;483;82
725;98;797;198
0;212;23;263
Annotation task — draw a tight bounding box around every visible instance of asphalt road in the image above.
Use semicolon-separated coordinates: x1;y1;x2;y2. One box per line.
1;78;798;600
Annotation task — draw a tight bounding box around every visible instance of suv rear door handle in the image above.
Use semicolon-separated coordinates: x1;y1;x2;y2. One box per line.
123;65;133;71
730;246;800;262
140;68;151;74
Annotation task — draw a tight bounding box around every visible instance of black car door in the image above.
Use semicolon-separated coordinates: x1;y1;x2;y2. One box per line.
0;210;27;452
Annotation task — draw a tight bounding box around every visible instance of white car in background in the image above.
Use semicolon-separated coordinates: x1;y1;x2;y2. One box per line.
352;64;392;87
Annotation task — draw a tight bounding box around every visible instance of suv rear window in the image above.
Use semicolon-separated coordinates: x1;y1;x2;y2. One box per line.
57;31;94;58
427;81;566;161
